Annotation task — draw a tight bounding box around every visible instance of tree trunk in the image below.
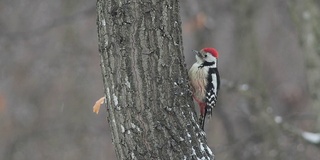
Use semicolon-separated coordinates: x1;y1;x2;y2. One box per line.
289;0;320;130
96;0;214;159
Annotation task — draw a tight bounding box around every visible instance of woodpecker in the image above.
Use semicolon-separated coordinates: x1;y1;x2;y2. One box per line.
188;48;220;130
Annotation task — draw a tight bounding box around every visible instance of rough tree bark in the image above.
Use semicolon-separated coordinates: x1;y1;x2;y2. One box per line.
96;0;214;159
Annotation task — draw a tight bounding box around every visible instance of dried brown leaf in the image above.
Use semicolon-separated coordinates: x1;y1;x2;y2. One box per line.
93;96;105;114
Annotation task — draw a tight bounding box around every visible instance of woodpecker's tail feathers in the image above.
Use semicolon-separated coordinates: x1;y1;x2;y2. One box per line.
199;107;214;130
199;115;206;130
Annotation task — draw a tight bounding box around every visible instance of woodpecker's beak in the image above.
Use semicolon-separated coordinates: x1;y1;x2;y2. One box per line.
193;50;202;58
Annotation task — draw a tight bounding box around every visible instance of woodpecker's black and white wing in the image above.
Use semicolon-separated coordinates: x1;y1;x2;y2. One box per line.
205;68;220;116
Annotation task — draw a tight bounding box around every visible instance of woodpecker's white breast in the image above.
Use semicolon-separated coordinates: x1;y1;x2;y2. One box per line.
188;63;209;101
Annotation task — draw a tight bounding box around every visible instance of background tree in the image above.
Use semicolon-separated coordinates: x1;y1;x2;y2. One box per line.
289;0;320;129
182;0;319;160
96;0;213;159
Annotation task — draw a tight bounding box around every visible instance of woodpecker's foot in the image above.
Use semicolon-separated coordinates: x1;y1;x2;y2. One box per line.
93;96;106;114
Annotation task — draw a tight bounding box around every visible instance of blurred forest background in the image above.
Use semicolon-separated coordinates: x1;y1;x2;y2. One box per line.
1;0;320;160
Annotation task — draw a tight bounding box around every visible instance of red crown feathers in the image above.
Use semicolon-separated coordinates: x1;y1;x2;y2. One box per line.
203;48;219;58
